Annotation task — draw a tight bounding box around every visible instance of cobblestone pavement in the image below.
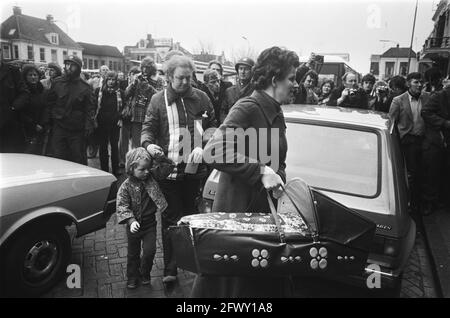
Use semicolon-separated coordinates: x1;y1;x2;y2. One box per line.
43;158;438;298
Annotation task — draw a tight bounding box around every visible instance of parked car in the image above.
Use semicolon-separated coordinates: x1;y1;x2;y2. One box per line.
202;105;415;292
0;154;117;297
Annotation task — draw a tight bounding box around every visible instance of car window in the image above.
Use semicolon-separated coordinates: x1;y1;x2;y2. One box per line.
285;122;379;197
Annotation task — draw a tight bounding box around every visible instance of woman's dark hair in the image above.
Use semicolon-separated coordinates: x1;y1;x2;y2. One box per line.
301;70;319;87
252;46;300;90
320;79;335;92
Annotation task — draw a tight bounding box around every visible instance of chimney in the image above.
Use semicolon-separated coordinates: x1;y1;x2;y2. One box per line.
46;14;54;23
396;44;400;48
13;6;22;15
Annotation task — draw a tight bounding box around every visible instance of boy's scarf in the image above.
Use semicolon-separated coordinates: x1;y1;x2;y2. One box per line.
96;87;122;118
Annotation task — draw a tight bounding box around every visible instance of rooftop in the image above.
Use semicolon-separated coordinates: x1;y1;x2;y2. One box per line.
77;42;123;58
1;9;81;49
381;47;416;58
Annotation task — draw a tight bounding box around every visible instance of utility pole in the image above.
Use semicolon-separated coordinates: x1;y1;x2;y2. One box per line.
407;0;419;73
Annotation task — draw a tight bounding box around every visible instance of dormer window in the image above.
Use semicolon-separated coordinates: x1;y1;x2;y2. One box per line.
46;33;59;45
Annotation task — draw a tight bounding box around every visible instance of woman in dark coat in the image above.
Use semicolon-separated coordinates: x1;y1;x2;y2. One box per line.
18;64;48;154
94;71;124;175
191;46;300;298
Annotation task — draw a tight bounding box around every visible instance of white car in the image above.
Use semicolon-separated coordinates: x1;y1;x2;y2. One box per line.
0;154;117;297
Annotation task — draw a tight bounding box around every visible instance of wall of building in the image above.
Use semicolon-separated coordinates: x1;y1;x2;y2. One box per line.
377;57;418;80
82;54;124;72
9;40;82;66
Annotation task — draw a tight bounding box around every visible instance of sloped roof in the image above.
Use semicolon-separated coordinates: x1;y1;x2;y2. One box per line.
381;47;416;58
77;42;123;58
1;14;81;49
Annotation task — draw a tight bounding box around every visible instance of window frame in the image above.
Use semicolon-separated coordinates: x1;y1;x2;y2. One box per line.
285;119;382;199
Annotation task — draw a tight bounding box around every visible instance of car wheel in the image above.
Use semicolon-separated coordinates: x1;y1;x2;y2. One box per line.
1;226;71;297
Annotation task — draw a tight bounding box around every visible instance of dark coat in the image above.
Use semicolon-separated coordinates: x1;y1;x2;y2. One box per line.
421;87;450;148
94;87;124;125
0;63;29;152
193;90;291;298
47;75;96;132
220;81;254;122
18;82;48;139
327;86;369;109
205;90;287;214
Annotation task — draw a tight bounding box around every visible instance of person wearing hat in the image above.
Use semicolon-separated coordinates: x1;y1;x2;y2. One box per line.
208;60;232;124
221;57;255;122
119;57;164;168
17;64;48;154
94;71;124;175
47;55;96;165
41;62;62;90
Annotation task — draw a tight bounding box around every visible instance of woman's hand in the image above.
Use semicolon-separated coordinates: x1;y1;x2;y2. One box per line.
130;221;140;233
261;166;284;197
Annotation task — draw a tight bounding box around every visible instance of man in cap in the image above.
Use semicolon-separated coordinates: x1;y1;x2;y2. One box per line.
221;57;255;122
208;60;232;124
47;55;96;165
41;62;62;90
119;57;164;167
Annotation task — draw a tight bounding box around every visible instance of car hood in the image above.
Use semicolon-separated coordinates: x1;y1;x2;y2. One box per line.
0;154;112;188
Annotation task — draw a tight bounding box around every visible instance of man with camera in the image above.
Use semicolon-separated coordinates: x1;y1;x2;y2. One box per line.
118;57;164;168
328;72;368;109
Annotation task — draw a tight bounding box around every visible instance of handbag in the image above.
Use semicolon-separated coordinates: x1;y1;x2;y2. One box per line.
169;178;376;278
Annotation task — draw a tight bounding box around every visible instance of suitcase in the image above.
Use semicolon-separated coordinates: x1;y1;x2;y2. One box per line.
169;178;376;278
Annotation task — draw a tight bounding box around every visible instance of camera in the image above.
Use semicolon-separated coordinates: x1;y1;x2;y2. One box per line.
376;87;388;94
311;54;324;65
348;88;357;96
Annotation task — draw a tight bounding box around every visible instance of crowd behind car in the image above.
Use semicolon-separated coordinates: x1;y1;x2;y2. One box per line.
1;47;450;292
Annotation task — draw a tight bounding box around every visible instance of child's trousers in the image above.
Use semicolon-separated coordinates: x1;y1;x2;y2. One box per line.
126;225;157;280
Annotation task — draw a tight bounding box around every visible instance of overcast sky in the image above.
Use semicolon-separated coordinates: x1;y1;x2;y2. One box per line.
1;0;437;73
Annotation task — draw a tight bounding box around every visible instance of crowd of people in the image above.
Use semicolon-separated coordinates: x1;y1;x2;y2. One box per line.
1;45;450;296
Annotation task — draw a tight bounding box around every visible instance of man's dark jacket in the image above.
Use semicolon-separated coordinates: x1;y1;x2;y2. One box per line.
421;86;450;147
47;75;96;131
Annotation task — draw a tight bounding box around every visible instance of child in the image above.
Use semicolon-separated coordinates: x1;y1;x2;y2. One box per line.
116;147;169;289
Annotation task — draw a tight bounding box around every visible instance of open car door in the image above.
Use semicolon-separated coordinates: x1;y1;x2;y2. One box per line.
170;178;376;278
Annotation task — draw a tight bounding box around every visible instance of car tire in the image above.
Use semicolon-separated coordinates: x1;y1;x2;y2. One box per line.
1;225;71;297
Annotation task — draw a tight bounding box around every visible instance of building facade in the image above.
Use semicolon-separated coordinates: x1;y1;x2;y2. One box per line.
369;45;418;80
0;6;82;67
78;42;124;72
123;34;192;73
420;0;450;77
